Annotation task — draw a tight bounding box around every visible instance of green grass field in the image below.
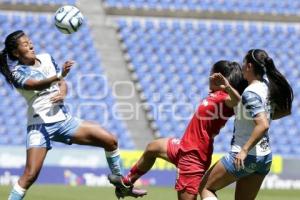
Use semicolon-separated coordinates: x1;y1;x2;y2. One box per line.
1;185;300;200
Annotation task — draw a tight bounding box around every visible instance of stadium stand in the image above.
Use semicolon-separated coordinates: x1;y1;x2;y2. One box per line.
104;0;300;15
0;12;135;149
0;1;299;155
0;0;76;5
116;18;300;155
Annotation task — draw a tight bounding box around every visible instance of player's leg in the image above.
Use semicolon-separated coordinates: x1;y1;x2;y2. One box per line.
9;124;49;200
234;153;271;200
8;148;47;200
175;150;206;200
199;160;237;199
51;117;145;197
71;121;123;176
71;121;117;149
108;138;172;198
125;137;171;183
108;138;170;193
234;173;266;200
69;120;147;197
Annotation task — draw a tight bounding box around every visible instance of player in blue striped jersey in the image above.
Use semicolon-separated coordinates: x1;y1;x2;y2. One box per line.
199;49;293;200
0;30;146;200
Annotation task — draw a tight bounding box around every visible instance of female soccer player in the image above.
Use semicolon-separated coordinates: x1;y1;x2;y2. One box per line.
108;60;247;199
0;30;145;200
199;49;294;200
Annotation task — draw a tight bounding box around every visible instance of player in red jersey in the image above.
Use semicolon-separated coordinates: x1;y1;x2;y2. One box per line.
108;60;247;200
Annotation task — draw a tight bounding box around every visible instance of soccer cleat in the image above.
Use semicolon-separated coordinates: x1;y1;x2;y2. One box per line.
108;174;131;192
115;186;147;199
108;174;147;199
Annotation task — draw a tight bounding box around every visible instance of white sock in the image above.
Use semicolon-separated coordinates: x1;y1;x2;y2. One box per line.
105;148;123;176
203;197;218;200
13;182;26;196
105;148;120;158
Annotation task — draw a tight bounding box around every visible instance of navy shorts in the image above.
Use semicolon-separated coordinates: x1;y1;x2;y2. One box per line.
221;152;272;178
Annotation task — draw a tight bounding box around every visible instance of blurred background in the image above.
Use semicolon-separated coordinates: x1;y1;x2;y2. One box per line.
0;0;300;199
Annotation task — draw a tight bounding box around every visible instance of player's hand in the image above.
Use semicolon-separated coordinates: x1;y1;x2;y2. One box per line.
50;91;65;103
210;73;230;91
234;149;247;171
62;60;74;77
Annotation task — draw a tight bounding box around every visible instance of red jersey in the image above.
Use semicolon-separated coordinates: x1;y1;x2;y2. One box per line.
180;91;234;154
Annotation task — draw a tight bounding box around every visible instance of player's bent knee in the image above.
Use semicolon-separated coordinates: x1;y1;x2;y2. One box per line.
109;134;118;149
102;133;118;150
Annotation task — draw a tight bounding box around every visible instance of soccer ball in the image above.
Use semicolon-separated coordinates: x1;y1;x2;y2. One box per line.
54;5;84;34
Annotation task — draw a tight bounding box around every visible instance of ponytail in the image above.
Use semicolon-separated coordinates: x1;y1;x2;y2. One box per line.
0;30;25;86
245;49;293;115
264;57;293;113
0;49;13;85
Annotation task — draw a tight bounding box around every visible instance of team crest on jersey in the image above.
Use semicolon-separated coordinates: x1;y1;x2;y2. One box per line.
259;136;270;151
171;138;180;145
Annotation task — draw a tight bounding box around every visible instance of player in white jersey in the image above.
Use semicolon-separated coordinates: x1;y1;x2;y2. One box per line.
199;49;293;200
0;30;146;200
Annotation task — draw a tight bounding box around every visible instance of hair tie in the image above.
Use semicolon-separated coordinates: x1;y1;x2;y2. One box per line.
251;49;260;64
252;49;266;73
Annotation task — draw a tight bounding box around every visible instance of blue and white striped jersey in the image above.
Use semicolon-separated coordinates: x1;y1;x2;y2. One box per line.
11;53;68;125
232;81;272;156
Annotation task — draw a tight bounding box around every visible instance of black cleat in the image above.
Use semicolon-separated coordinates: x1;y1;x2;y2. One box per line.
108;174;147;199
115;186;147;199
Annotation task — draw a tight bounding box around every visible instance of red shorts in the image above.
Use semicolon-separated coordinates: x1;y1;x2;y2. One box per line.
167;138;212;195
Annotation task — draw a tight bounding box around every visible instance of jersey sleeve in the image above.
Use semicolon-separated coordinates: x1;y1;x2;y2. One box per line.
219;93;234;117
211;92;234;117
242;91;265;118
11;67;31;89
51;56;60;73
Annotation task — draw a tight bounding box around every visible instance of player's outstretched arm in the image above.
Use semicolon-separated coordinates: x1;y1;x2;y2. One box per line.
23;76;61;90
224;84;241;108
23;60;73;91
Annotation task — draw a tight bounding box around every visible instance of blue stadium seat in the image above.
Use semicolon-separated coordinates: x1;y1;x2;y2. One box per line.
2;0;76;5
104;0;300;15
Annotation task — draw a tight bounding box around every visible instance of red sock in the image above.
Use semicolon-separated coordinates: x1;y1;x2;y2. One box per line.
124;163;147;184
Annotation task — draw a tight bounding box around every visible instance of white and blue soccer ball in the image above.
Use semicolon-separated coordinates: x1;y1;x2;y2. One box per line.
54;5;84;34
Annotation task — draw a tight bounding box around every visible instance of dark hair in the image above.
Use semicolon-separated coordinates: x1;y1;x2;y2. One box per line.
212;60;247;94
0;30;25;85
245;49;293;114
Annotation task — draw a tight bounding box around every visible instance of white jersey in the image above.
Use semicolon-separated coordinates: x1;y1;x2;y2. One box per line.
231;81;272;156
11;53;68;125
